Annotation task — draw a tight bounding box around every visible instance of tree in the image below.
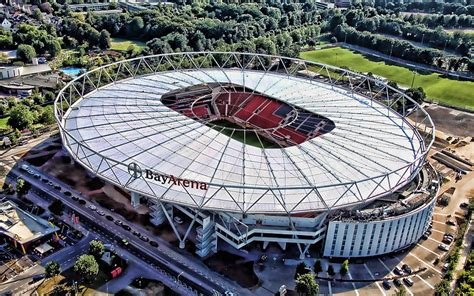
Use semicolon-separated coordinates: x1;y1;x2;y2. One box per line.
294;262;309;279
396;285;407;296
45;261;61;281
8;105;34;130
16;178;31;196
327;264;335;276
74;255;99;283
38;106;55;125
126;16;144;38
33;8;43;22
89;240;105;259
339;259;349;277
295;273;319;296
313;260;322;275
99;29;111;50
48;199;64;215
16;44;37;63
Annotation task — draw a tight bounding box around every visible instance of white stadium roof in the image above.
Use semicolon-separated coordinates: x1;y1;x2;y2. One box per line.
57;53;433;214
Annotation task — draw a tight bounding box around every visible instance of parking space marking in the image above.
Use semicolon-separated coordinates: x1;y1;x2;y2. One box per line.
363;263;386;296
431;228;445;234
406;253;442;275
416;274;434;289
416;243;441;257
347;270;359;296
388;259;414;296
431;220;446;225
327;280;332;295
428;237;443;244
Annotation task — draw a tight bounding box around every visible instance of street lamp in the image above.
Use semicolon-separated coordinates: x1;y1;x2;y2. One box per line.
411;71;417;88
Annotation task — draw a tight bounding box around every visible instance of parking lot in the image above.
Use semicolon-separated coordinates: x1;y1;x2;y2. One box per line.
312;171;472;296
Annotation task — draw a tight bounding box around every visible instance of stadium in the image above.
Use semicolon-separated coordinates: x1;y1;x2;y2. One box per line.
55;52;438;259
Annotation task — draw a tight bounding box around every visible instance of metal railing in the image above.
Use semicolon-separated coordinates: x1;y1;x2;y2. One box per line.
54;52;435;214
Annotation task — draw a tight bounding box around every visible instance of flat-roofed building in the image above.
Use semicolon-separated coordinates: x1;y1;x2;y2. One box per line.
0;201;59;254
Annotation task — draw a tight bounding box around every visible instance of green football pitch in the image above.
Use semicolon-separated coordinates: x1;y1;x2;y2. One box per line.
300;47;474;110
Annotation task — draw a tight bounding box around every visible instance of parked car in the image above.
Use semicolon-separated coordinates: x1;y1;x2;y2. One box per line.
393;279;401;287
421;233;429;240
63;191;72;197
438;244;449;251
114;220;123;226
132;230;140;236
460;202;468;208
139;235;149;242
34;174;40;179
442;263;449;272
382;280;391;290
105;215;114;221
122;224;131;231
394;266;404;276
444;233;455;239
402;264;412;274
442;237;453;244
149;241;158;247
446;220;456;226
403;278;414;287
97;210;105;216
72;195;79;201
88;204;97;211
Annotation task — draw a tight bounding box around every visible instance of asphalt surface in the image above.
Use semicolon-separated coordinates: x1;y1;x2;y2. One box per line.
7;165;248;295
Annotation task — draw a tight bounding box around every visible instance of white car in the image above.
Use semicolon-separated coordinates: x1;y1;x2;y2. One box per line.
438;244;449;251
88;204;97;211
97;210;105;216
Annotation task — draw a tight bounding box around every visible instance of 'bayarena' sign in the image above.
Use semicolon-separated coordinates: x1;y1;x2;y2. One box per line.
128;162;208;190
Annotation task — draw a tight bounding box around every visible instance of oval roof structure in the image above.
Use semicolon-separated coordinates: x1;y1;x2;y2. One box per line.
57;53;433;214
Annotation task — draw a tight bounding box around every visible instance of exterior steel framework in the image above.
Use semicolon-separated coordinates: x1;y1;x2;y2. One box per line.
55;52;435;217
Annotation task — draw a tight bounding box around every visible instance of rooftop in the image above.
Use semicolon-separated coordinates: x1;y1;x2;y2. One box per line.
0;201;59;244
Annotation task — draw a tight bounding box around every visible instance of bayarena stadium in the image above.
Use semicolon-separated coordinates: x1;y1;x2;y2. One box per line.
55;52;439;259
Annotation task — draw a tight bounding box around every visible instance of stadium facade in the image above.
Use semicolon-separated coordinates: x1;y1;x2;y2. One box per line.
55;52;437;259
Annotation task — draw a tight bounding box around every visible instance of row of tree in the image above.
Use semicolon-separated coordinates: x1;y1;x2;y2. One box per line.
334;24;473;72
333;8;471;56
378;1;474;16
402;13;473;29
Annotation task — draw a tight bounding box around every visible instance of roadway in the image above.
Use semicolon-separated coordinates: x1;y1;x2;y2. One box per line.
7;165;248;295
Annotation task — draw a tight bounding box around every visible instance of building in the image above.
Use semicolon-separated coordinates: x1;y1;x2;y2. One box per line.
0;200;59;253
0;64;57;96
55;52;436;259
0;18;12;31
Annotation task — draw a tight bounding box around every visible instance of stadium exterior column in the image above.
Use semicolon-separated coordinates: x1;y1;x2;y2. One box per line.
131;192;140;208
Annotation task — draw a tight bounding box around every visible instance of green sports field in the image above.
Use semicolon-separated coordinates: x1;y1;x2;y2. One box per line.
110;38;146;51
300;47;474;110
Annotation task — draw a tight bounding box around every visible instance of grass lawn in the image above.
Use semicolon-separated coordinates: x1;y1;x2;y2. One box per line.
0;117;8;130
300;47;474;110
208;119;279;148
110;37;146;51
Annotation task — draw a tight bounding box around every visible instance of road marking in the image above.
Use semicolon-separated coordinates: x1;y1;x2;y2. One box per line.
407;253;442;275
347;270;359;296
428;237;443;244
431;220;446;225
416;243;441;257
431;228;445;234
389;258;415;296
363;264;386;296
416;274;434;289
327;280;332;295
